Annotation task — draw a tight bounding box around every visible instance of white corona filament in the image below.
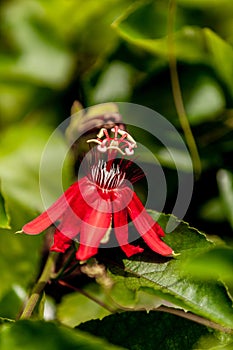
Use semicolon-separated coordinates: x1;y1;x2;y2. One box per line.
89;160;125;191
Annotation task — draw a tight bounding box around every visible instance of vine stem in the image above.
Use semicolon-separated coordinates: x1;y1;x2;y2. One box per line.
102;292;233;334
58;280;116;313
59;279;233;334
168;0;202;178
19;251;57;320
155;306;233;334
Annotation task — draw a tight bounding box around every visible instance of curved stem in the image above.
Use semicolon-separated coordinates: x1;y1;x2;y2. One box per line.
167;0;202;178
155;306;233;334
59;278;232;333
19;251;57;320
58;280;116;313
107;296;233;334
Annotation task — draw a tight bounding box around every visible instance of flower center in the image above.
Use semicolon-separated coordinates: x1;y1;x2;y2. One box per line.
88;160;125;192
87;125;137;156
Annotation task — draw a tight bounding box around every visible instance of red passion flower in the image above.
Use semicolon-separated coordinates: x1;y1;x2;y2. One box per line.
21;126;173;261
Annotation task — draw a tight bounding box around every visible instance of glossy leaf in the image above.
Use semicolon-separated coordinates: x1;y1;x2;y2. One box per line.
106;212;233;329
78;311;233;350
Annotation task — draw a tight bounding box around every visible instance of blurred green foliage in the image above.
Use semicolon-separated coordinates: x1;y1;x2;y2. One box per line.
0;0;233;349
0;320;126;350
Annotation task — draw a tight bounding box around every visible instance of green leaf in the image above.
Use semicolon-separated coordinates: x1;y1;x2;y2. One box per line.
184;75;225;125
199;197;227;223
0;320;126;350
0;318;14;325
0;122;72;214
113;2;208;62
203;28;233;100
0;185;10;229
217;169;233;229
0;1;74;88
78;311;233;350
0;120;71;301
0;231;43;299
92;61;133;104
177;0;233;7
57;284;111;327
0;288;24;320
182;246;233;299
113;3;233;99
105;212;233;330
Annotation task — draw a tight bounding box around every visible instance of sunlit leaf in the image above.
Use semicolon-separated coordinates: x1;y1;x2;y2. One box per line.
0;122;72;213
57;284;111;327
0;1;74;88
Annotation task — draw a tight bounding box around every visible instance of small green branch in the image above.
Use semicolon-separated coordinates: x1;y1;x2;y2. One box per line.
59;278;232;333
19;251;57;320
156;306;233;334
105;295;233;334
168;0;202;178
112;301;233;334
58;280;116;314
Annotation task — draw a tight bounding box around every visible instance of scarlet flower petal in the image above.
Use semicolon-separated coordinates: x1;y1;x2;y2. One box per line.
56;211;81;239
75;244;98;261
120;244;144;258
50;229;73;253
113;198;144;257
22;181;83;235
126;189;173;256
125;189;165;237
76;198;112;261
140;230;173;256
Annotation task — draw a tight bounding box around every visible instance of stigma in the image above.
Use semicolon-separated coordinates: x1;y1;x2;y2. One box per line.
87;126;137;156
